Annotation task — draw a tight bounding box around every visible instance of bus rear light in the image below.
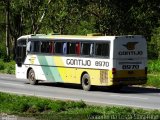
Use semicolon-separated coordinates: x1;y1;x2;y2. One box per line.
145;67;147;74
112;68;116;74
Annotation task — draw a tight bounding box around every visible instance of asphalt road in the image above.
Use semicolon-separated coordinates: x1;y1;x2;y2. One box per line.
0;74;160;110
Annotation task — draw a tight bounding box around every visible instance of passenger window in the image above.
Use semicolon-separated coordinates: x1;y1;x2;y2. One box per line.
76;42;80;55
95;43;109;57
81;43;93;56
63;42;67;54
41;41;50;53
55;42;65;54
67;42;80;55
30;41;40;52
49;41;54;53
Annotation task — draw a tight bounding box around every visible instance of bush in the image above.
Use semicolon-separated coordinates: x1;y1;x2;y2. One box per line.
65;100;86;109
149;26;160;59
34;100;50;112
0;60;5;70
48;101;66;112
148;60;160;73
12;102;30;113
146;74;160;88
0;59;15;74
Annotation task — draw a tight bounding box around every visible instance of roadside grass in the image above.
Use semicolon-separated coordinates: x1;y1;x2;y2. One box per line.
146;73;160;88
0;92;160;120
146;60;160;88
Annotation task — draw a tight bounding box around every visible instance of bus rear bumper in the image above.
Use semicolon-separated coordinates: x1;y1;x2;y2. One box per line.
112;77;147;85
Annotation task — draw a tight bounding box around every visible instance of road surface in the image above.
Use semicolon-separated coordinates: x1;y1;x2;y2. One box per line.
0;74;160;110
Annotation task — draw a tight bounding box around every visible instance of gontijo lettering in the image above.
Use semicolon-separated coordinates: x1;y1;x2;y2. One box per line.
66;59;91;66
66;59;109;67
118;51;143;55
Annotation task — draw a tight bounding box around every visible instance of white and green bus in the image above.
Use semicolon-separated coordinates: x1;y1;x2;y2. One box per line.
15;34;147;90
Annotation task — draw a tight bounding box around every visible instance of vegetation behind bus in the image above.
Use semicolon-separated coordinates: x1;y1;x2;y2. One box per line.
0;59;15;74
0;0;160;60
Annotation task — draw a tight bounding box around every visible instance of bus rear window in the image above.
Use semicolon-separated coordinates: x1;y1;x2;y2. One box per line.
95;43;109;57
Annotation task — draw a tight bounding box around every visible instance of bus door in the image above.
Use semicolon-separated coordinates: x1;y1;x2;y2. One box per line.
16;39;27;67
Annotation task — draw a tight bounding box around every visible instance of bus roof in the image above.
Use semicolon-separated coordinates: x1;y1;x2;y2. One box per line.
17;34;143;41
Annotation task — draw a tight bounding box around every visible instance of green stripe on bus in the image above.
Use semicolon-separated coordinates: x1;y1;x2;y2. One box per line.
37;56;63;82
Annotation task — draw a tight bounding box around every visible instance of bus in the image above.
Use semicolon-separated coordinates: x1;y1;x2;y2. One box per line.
15;34;147;91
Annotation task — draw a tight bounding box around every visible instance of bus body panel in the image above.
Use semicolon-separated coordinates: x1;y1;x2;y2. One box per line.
16;64;27;79
17;55;112;85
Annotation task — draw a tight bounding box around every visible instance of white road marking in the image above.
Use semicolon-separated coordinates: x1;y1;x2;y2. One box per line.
110;94;148;100
0;76;15;79
0;82;25;87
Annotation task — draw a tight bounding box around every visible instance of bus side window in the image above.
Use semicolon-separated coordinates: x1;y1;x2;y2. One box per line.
49;41;54;53
66;42;80;55
81;43;93;56
55;42;63;54
41;41;50;53
30;41;40;53
67;42;76;55
95;43;109;57
63;42;67;55
30;41;34;52
76;42;80;55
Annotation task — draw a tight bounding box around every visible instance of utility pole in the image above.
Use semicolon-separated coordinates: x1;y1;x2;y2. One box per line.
6;0;10;59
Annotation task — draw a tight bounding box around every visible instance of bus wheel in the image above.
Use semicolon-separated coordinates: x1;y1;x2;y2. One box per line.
28;69;38;85
81;73;91;91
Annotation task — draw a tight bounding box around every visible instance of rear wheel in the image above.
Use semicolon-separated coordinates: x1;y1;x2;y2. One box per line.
81;73;91;91
28;69;38;85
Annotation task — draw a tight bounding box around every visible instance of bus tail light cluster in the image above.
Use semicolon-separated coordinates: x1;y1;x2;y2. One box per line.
112;68;117;74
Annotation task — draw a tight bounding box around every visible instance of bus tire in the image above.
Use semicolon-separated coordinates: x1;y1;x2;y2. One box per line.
28;69;38;85
81;73;91;91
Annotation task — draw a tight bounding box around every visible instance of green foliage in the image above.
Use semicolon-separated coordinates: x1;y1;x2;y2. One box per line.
0;0;160;58
148;60;160;73
0;59;15;74
12;102;30;113
149;25;160;59
0;60;5;70
65;100;86;109
47;100;86;112
144;60;160;88
146;74;160;88
48;101;66;112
